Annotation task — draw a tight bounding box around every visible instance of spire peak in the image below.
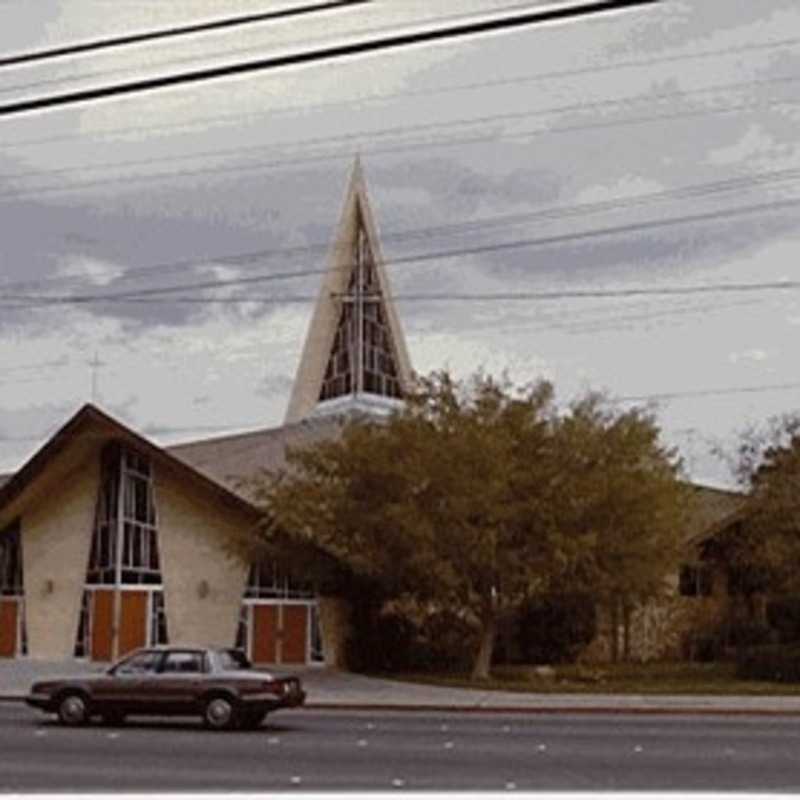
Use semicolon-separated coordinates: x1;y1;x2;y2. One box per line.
284;162;413;424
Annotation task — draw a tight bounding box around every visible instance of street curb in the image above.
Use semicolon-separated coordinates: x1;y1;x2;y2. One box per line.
5;694;800;716
302;703;800;716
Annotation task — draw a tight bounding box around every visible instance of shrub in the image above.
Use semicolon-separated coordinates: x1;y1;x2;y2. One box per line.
767;597;800;643
737;643;800;683
516;593;597;664
723;621;775;650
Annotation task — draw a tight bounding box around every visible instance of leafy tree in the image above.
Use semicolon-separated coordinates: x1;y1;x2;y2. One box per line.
551;395;690;660
726;413;800;597
248;370;687;677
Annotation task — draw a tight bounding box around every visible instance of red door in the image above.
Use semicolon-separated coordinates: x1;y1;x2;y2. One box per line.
0;599;18;657
252;606;278;664
281;606;309;664
91;590;114;662
119;591;148;657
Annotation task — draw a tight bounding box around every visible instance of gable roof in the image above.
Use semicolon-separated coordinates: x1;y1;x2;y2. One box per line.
167;413;351;503
685;483;748;545
0;404;259;522
284;158;413;424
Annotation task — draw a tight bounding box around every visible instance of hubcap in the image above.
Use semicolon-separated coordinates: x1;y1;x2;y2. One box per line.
207;699;232;727
61;696;86;723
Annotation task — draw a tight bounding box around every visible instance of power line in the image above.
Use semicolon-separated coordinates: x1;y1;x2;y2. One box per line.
6;31;798;152
0;0;659;118
3;71;797;189
5;162;800;297
5;195;800;309
618;382;800;404
0;89;794;204
0;1;368;69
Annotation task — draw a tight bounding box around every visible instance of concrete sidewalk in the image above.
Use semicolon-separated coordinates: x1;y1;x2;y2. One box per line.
4;658;800;715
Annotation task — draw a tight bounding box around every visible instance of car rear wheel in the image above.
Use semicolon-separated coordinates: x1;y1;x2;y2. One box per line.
203;696;239;731
57;693;89;726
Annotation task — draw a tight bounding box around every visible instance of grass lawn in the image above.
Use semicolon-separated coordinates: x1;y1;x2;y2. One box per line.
378;661;800;695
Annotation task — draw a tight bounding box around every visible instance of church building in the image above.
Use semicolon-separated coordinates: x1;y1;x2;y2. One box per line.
0;159;413;666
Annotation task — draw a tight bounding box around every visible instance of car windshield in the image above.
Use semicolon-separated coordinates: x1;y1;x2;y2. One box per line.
216;649;252;671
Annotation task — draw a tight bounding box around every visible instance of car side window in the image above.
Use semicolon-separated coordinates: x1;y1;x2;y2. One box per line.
114;651;161;675
161;651;206;674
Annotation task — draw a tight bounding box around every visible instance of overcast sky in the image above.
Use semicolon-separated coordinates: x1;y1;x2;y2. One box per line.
1;0;799;487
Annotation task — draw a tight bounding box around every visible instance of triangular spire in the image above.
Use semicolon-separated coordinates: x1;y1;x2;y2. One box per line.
285;159;413;424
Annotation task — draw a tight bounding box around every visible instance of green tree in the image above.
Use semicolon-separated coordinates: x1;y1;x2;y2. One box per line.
727;414;800;596
248;371;687;677
552;394;690;660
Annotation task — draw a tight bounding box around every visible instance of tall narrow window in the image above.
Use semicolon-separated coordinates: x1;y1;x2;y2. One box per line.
319;206;403;403
79;443;168;655
0;520;26;656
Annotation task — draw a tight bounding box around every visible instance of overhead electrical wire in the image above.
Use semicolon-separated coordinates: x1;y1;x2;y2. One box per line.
5;31;798;152
0;88;795;204
0;0;369;68
6;161;800;295
4;195;800;309
0;0;659;118
2;71;797;190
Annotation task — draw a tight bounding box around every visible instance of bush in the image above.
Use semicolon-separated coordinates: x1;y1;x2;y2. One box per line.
736;643;800;683
723;621;775;650
516;593;597;665
767;597;800;643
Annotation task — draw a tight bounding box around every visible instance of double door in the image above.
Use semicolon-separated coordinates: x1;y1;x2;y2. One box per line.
249;603;312;665
90;589;150;661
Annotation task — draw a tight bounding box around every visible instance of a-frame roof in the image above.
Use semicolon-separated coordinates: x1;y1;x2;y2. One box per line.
0;404;259;525
284;158;413;424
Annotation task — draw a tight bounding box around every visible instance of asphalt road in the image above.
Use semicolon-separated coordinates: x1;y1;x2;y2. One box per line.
1;703;799;792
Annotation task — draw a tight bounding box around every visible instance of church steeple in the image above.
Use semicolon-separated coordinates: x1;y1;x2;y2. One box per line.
284;159;413;424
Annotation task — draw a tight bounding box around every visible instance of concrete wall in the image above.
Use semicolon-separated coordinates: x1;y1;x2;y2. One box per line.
156;465;250;649
22;457;99;659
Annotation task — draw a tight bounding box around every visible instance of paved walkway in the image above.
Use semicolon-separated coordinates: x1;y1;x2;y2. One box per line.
4;659;800;714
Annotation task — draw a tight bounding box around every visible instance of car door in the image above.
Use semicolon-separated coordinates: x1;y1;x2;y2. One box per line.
92;649;163;714
143;650;208;714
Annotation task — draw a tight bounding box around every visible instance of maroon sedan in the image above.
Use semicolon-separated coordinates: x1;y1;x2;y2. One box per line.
26;646;306;730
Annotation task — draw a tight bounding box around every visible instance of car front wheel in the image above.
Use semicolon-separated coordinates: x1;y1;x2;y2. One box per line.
57;693;89;726
203;696;238;731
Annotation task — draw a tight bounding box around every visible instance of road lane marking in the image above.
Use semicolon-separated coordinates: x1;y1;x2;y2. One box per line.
267;737;280;745
503;725;511;733
537;744;547;752
357;739;368;747
441;724;449;732
107;733;120;740
290;776;302;785
505;782;517;790
392;779;405;788
34;730;46;737
366;723;376;730
444;741;454;749
634;745;643;753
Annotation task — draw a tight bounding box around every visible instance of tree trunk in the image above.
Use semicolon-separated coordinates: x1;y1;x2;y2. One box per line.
622;601;631;663
471;614;496;681
609;599;619;664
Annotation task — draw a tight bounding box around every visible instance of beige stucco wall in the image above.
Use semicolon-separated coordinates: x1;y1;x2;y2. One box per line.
318;595;351;668
22;457;99;659
156;465;250;649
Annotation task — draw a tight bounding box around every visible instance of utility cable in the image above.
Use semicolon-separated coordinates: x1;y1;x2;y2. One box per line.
0;1;369;68
4;195;800;309
2;71;796;188
0;0;658;118
5;31;798;152
0;89;794;203
6;162;800;296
